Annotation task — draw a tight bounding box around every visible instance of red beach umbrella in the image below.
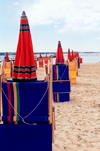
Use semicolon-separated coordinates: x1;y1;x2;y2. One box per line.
70;54;72;61
5;52;9;61
77;52;79;58
72;50;74;59
49;55;52;63
56;41;64;65
67;48;70;60
39;54;43;67
13;11;37;81
40;53;42;58
44;54;48;65
74;53;77;58
73;53;75;58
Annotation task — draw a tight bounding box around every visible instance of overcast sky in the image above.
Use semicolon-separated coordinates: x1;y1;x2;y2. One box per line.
0;0;100;52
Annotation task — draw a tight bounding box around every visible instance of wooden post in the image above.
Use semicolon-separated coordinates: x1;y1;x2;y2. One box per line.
52;111;55;143
48;60;50;74
45;64;48;75
50;57;53;64
53;107;56;130
48;64;53;124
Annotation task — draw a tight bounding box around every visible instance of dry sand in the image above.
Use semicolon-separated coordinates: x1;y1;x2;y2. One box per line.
0;63;100;151
37;63;100;151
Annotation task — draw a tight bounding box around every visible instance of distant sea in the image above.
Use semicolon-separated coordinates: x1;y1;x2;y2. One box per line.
0;52;100;64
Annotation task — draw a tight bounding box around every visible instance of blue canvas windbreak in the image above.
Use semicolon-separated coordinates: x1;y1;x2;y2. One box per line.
2;82;48;122
53;65;69;80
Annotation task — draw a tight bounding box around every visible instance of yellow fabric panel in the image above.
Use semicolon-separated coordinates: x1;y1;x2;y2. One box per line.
6;62;11;68
69;61;76;71
4;68;11;78
75;59;78;74
76;66;78;71
70;71;76;79
75;59;78;68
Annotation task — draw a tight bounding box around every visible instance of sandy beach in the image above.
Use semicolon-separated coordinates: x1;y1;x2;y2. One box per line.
37;63;100;151
0;63;100;151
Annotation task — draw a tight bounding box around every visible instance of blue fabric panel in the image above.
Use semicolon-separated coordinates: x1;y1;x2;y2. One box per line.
19;82;48;117
53;65;69;80
53;81;70;93
2;116;48;122
53;93;70;102
2;82;9;116
2;82;48;119
0;124;52;151
78;58;80;68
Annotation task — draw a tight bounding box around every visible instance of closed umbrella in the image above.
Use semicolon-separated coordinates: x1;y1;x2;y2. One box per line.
12;11;37;81
56;41;64;65
67;48;70;61
5;52;9;61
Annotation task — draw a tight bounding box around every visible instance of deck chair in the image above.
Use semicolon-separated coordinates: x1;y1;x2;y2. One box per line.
52;64;71;102
2;60;12;81
69;60;77;84
0;69;55;151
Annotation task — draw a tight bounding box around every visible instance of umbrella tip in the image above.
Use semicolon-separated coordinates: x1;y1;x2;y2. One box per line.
22;11;26;17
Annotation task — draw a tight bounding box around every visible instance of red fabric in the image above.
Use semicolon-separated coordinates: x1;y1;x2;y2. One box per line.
39;58;43;67
44;55;48;65
72;50;74;59
39;54;43;67
13;12;36;80
40;53;42;58
5;52;9;61
73;53;75;58
80;58;82;63
49;55;52;63
56;41;64;65
67;49;70;60
34;59;37;69
70;54;72;60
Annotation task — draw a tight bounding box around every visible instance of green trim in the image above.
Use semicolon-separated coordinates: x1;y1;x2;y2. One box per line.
58;94;59;102
20;24;29;27
58;66;59;80
16;83;20;119
20;28;30;32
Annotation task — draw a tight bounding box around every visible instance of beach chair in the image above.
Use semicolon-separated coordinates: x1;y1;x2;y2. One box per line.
2;60;12;81
69;60;77;84
0;67;55;151
52;64;71;102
